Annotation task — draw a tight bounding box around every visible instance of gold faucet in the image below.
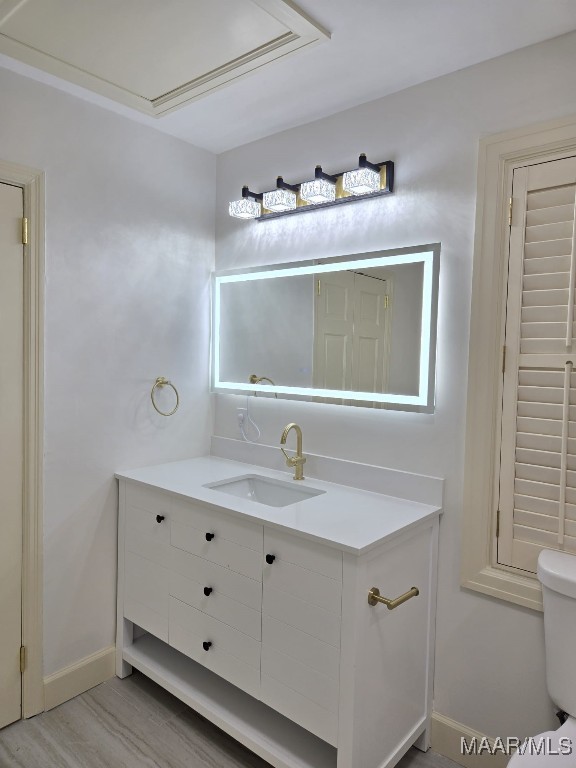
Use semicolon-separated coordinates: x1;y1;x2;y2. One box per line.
280;423;306;480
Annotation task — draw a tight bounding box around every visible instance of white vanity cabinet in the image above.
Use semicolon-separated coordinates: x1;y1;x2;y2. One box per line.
117;469;440;768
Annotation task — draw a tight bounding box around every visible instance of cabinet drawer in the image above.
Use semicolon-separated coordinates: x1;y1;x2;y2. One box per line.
170;571;261;641
264;529;342;581
169;597;260;669
263;585;340;647
171;547;262;611
170;520;262;581
124;551;169;641
172;498;262;551
171;519;261;580
262;645;338;714
261;675;337;747
264;557;342;615
262;615;340;681
169;598;260;700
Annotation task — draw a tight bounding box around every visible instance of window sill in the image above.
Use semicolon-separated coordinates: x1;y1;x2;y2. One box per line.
461;563;542;612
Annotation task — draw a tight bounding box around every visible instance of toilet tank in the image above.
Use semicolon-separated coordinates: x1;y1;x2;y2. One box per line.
538;550;576;716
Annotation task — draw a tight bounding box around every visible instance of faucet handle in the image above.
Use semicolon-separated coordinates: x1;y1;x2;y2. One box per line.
281;447;306;467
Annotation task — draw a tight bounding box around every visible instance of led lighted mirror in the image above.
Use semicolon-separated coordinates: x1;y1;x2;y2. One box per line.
212;245;440;411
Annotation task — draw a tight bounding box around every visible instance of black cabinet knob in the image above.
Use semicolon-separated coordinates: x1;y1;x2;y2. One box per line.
203;587;213;597
205;532;215;541
203;641;212;651
156;515;165;523
265;554;276;565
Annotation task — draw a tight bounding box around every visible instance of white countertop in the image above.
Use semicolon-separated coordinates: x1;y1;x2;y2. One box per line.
116;456;441;555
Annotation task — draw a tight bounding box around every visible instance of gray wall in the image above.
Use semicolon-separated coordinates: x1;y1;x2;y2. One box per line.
0;66;215;676
214;32;576;739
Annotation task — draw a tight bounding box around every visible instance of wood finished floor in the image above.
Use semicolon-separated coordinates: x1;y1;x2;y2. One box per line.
0;671;462;768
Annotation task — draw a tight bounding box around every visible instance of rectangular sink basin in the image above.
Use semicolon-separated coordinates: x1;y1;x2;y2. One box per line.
203;474;325;508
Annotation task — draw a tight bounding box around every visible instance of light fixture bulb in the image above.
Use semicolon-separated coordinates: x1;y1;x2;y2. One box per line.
263;188;297;212
229;198;261;219
300;178;336;204
342;167;380;196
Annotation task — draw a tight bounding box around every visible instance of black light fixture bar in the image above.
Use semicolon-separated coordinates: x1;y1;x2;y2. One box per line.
231;156;394;221
275;175;300;193
315;165;338;183
241;185;263;201
358;153;381;173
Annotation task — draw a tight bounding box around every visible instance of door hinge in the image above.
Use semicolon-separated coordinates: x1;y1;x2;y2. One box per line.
508;197;513;227
316;279;321;296
384;295;389;309
19;646;26;673
496;509;501;539
21;217;28;245
502;345;506;373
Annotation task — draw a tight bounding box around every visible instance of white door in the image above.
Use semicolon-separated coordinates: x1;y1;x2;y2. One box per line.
313;271;355;392
0;182;24;729
313;271;390;401
350;272;389;395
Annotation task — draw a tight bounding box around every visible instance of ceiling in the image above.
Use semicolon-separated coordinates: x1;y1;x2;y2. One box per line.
1;0;576;153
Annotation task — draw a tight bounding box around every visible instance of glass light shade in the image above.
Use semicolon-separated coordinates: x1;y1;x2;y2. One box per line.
300;178;336;204
342;167;380;196
263;188;297;212
229;198;261;219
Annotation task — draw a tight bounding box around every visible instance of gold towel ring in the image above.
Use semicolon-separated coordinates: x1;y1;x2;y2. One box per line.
249;374;278;398
151;377;179;416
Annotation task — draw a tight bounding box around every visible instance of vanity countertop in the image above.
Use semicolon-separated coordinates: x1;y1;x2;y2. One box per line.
116;456;441;555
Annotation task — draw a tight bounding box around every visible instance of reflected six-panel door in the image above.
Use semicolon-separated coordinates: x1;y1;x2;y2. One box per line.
0;182;24;729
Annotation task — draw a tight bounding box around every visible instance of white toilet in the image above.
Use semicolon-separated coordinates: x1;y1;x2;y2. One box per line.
508;549;576;765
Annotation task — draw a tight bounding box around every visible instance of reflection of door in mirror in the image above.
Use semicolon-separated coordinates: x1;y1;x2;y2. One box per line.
313;271;391;405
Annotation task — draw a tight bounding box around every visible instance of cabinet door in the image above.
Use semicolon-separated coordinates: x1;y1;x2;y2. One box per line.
123;487;172;641
338;522;437;768
262;529;342;746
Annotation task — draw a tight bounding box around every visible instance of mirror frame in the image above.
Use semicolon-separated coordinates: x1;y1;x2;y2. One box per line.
212;243;440;411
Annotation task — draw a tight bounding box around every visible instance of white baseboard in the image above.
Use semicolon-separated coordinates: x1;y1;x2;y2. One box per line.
44;646;116;711
431;712;510;768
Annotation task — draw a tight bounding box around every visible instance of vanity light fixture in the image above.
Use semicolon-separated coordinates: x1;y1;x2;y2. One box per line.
228;186;263;219
228;155;394;220
300;166;337;204
262;176;299;212
343;154;381;196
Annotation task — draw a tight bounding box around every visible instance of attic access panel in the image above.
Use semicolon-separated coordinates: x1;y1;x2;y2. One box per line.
0;0;329;116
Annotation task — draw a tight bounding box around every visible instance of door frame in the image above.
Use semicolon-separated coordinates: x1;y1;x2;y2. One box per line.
0;159;45;717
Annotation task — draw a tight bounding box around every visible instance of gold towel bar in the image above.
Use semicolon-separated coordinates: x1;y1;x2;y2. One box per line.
367;586;419;610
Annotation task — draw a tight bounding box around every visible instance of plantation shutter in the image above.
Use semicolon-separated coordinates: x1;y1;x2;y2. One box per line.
499;157;576;574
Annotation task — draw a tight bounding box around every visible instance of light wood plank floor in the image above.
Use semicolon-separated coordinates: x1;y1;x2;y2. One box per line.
0;672;462;768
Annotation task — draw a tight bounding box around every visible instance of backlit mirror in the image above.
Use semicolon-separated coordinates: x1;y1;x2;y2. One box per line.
212;244;439;411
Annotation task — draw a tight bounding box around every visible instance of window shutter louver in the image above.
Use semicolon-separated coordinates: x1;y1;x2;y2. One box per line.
499;158;576;574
